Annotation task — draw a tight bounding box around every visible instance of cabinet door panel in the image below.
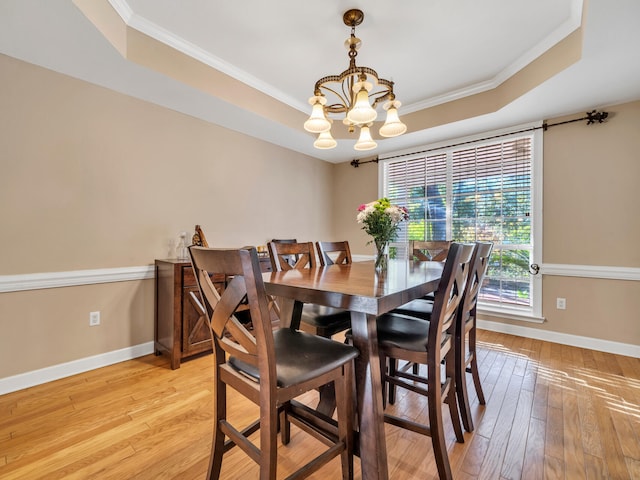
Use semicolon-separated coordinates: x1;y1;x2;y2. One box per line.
182;286;212;356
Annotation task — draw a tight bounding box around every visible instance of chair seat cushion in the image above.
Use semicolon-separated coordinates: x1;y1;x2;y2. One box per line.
229;328;358;388
301;304;351;329
376;313;431;352
391;298;434;320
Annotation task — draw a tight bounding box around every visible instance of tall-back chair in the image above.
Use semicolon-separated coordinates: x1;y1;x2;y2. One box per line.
270;238;298;267
376;243;474;480
268;241;351;339
411;240;452;262
391;240;452;375
455;242;493;432
316;241;352;266
189;246;358;480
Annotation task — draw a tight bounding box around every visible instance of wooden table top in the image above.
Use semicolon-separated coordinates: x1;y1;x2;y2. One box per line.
263;259;444;316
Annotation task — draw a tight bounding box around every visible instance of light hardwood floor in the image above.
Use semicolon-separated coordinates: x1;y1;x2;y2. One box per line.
1;330;639;479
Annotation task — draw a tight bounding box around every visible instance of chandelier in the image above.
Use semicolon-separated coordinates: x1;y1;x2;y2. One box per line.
304;9;407;151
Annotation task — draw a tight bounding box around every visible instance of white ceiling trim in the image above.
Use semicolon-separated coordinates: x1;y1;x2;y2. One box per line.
108;0;308;113
404;0;584;114
107;0;133;22
108;0;583;118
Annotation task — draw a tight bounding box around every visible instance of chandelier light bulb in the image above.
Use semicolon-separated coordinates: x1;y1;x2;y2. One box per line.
304;96;331;133
379;100;407;138
347;81;377;125
354;125;377;151
313;130;337;149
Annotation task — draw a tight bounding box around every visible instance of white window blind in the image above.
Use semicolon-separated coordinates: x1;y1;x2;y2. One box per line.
382;131;539;312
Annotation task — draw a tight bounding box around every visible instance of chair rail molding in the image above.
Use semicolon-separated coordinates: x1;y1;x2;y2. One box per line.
0;265;156;293
1;263;637;294
540;263;640;281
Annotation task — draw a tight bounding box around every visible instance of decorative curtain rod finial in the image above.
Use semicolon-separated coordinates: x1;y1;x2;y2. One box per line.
586;110;608;125
350;156;379;168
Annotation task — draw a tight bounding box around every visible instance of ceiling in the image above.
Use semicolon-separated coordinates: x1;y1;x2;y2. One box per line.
1;0;639;163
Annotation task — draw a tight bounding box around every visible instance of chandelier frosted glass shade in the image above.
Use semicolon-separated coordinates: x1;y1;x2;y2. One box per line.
313;130;337;149
354;125;377;151
379;100;407;138
346;81;377;125
304;9;406;151
303;96;331;133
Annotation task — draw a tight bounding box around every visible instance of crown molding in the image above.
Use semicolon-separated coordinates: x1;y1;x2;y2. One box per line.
108;0;308;113
108;1;583;117
381;0;584;115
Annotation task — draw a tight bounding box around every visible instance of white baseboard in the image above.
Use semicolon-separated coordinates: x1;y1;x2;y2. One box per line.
477;319;640;358
0;342;155;396
2;323;638;396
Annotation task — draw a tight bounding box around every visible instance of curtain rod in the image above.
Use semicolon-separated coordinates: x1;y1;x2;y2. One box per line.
349;110;609;168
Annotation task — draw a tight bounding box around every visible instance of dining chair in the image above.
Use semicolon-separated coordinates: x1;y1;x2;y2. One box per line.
411;240;452;262
268;241;352;339
189;245;358;480
270;238;298;267
389;240;452;375
376;242;474;480
455;242;493;432
387;242;493;429
316;240;353;266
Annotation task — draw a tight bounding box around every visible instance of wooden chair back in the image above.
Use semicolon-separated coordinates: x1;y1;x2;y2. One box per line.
189;246;273;374
268;241;316;271
429;243;475;349
454;241;493;432
457;242;493;327
316;241;352;266
411;240;452;262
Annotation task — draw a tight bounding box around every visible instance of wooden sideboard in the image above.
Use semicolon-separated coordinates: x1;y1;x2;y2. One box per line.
154;255;272;369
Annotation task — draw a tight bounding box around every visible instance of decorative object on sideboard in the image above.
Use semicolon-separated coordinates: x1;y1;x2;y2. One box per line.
191;224;209;247
175;232;189;260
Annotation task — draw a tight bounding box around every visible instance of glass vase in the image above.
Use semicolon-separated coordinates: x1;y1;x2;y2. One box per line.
374;240;389;271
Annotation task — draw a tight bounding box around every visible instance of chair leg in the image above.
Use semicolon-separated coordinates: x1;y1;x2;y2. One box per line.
456;328;474;433
447;381;464;443
446;349;464;443
469;322;486;405
427;364;453;480
336;363;355;480
259;402;278;480
380;353;388;408
387;358;397;405
208;380;227;480
279;407;290;445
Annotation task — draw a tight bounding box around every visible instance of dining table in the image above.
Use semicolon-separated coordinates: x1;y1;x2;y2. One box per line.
263;258;444;480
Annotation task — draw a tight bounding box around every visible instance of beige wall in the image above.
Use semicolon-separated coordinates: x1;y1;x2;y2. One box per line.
331;100;640;346
1;52;638;381
330;158;379;256
0;54;334;378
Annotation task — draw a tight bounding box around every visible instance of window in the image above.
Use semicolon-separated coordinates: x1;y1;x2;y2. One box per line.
382;126;542;319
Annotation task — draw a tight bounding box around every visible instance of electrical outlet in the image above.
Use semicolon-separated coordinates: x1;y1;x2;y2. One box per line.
89;311;101;326
556;298;566;310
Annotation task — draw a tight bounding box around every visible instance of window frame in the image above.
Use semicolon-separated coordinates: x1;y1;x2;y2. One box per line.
379;122;544;322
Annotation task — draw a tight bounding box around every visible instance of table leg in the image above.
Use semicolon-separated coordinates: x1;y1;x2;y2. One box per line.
274;297;303;330
350;311;389;480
